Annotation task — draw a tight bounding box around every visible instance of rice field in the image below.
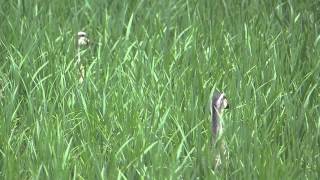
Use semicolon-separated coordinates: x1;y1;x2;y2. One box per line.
0;0;319;179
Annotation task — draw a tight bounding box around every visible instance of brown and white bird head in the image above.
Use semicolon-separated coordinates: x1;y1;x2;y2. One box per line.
211;92;229;143
77;31;90;47
212;93;229;114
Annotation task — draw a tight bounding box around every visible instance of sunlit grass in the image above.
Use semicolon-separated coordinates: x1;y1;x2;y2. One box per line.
0;0;319;179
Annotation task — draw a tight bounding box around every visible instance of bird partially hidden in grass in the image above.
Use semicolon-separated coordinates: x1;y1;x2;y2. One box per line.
76;31;90;84
211;92;229;169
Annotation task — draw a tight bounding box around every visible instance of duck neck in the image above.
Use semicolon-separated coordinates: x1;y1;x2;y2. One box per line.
212;107;221;143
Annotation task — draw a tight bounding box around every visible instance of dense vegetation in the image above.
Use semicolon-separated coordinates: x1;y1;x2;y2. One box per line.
0;0;319;179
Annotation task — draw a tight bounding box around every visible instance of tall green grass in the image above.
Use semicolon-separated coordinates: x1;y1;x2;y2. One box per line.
0;0;319;179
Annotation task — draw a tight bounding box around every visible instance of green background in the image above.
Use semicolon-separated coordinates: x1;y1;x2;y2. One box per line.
0;0;319;179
